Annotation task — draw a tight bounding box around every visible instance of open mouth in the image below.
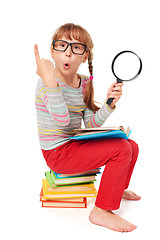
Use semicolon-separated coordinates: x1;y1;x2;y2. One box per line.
64;63;69;70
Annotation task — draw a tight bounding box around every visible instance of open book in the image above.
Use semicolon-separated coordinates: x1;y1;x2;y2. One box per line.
70;126;131;140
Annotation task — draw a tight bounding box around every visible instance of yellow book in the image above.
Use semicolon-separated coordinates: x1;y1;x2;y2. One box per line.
42;179;97;199
46;181;96;193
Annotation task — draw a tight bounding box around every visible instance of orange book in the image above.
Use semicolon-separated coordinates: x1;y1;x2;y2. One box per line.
40;189;87;208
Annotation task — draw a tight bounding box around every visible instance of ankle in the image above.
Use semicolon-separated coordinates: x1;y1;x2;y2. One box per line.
91;206;112;214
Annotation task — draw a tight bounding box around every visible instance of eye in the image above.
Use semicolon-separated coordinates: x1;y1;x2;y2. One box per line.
61;44;65;48
74;45;80;49
73;44;82;50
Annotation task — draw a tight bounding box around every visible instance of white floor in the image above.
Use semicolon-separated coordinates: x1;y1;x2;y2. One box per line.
1;144;160;240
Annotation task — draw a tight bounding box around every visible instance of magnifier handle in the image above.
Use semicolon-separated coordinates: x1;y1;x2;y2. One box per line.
117;79;123;83
106;97;114;105
106;79;122;105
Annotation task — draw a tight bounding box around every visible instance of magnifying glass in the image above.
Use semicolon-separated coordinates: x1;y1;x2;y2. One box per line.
107;50;142;105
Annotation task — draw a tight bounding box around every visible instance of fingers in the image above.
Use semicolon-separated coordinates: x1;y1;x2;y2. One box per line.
34;44;40;64
109;82;123;94
109;91;122;99
112;82;123;88
112;82;123;86
107;82;123;105
109;82;123;92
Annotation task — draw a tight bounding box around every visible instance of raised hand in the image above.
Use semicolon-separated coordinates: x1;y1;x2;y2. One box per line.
34;44;57;88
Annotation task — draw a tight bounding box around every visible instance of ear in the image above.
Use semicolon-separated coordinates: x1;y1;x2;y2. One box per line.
83;51;89;63
51;47;55;60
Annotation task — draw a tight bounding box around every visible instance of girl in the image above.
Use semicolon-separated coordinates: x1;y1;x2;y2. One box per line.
34;23;141;233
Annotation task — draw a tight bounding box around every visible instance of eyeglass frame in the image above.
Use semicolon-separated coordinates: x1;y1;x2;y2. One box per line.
52;40;87;55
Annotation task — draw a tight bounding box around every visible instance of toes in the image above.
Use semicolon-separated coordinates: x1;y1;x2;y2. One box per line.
123;190;141;200
118;222;137;233
121;226;136;232
122;221;137;232
120;226;133;232
133;194;141;200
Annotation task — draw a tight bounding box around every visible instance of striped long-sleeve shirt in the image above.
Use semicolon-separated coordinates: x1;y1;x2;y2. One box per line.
35;75;115;150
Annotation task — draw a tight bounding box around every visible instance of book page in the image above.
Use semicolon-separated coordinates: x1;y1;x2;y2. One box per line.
74;126;130;137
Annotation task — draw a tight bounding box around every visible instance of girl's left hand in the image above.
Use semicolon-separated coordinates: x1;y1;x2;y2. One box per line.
107;82;123;109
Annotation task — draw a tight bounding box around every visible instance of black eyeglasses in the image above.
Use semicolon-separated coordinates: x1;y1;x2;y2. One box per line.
53;40;87;55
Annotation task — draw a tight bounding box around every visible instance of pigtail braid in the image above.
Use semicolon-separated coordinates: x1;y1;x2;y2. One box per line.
84;53;100;113
88;55;93;76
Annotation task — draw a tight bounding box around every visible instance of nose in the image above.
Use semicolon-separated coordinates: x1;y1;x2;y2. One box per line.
65;44;72;57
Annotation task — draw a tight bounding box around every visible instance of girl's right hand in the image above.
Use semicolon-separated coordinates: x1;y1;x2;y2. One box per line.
34;44;57;88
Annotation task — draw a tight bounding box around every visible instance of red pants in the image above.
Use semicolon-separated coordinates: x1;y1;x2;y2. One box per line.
42;138;139;210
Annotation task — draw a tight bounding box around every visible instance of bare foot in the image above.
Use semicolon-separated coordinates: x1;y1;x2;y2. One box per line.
122;190;141;201
89;206;137;232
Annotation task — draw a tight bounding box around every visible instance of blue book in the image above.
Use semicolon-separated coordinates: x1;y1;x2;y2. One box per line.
56;168;101;178
69;127;131;141
50;170;97;185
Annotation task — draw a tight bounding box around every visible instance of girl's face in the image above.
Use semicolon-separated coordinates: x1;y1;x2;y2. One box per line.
51;36;89;78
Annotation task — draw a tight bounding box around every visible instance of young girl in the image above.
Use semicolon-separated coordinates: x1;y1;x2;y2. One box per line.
34;23;141;233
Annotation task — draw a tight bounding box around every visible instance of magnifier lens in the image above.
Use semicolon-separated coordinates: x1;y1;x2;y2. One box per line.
113;52;141;81
107;50;142;105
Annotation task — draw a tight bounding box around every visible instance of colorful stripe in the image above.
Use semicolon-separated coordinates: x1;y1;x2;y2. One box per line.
35;76;115;150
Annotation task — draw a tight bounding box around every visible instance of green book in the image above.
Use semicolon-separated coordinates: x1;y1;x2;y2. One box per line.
45;171;56;188
45;171;75;188
45;171;96;187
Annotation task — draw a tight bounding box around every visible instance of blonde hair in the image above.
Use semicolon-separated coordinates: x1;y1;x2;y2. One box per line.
50;23;100;113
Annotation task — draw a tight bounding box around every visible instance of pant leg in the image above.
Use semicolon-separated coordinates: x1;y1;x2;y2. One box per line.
95;139;139;210
42;138;138;210
124;139;139;189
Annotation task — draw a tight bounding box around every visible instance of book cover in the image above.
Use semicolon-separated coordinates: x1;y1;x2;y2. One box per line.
54;171;98;179
50;170;96;185
70;130;130;141
40;189;86;202
42;179;97;199
69;126;131;141
45;171;96;188
41;200;87;208
44;179;96;193
41;197;87;208
56;168;101;178
40;189;87;208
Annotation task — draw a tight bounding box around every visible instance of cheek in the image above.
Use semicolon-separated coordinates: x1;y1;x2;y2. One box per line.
53;54;63;66
73;56;85;67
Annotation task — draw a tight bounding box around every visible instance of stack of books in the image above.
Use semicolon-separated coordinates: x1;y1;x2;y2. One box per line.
40;168;101;208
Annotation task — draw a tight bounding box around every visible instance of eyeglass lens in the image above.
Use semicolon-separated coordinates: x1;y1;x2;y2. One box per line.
53;40;86;55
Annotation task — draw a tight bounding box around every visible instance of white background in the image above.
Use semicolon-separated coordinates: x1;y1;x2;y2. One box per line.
1;0;160;239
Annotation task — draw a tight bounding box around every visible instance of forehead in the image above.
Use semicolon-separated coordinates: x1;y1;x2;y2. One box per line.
54;28;87;45
59;36;81;43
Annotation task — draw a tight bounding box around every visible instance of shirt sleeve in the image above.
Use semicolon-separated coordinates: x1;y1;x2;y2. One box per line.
83;101;115;128
35;78;70;126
